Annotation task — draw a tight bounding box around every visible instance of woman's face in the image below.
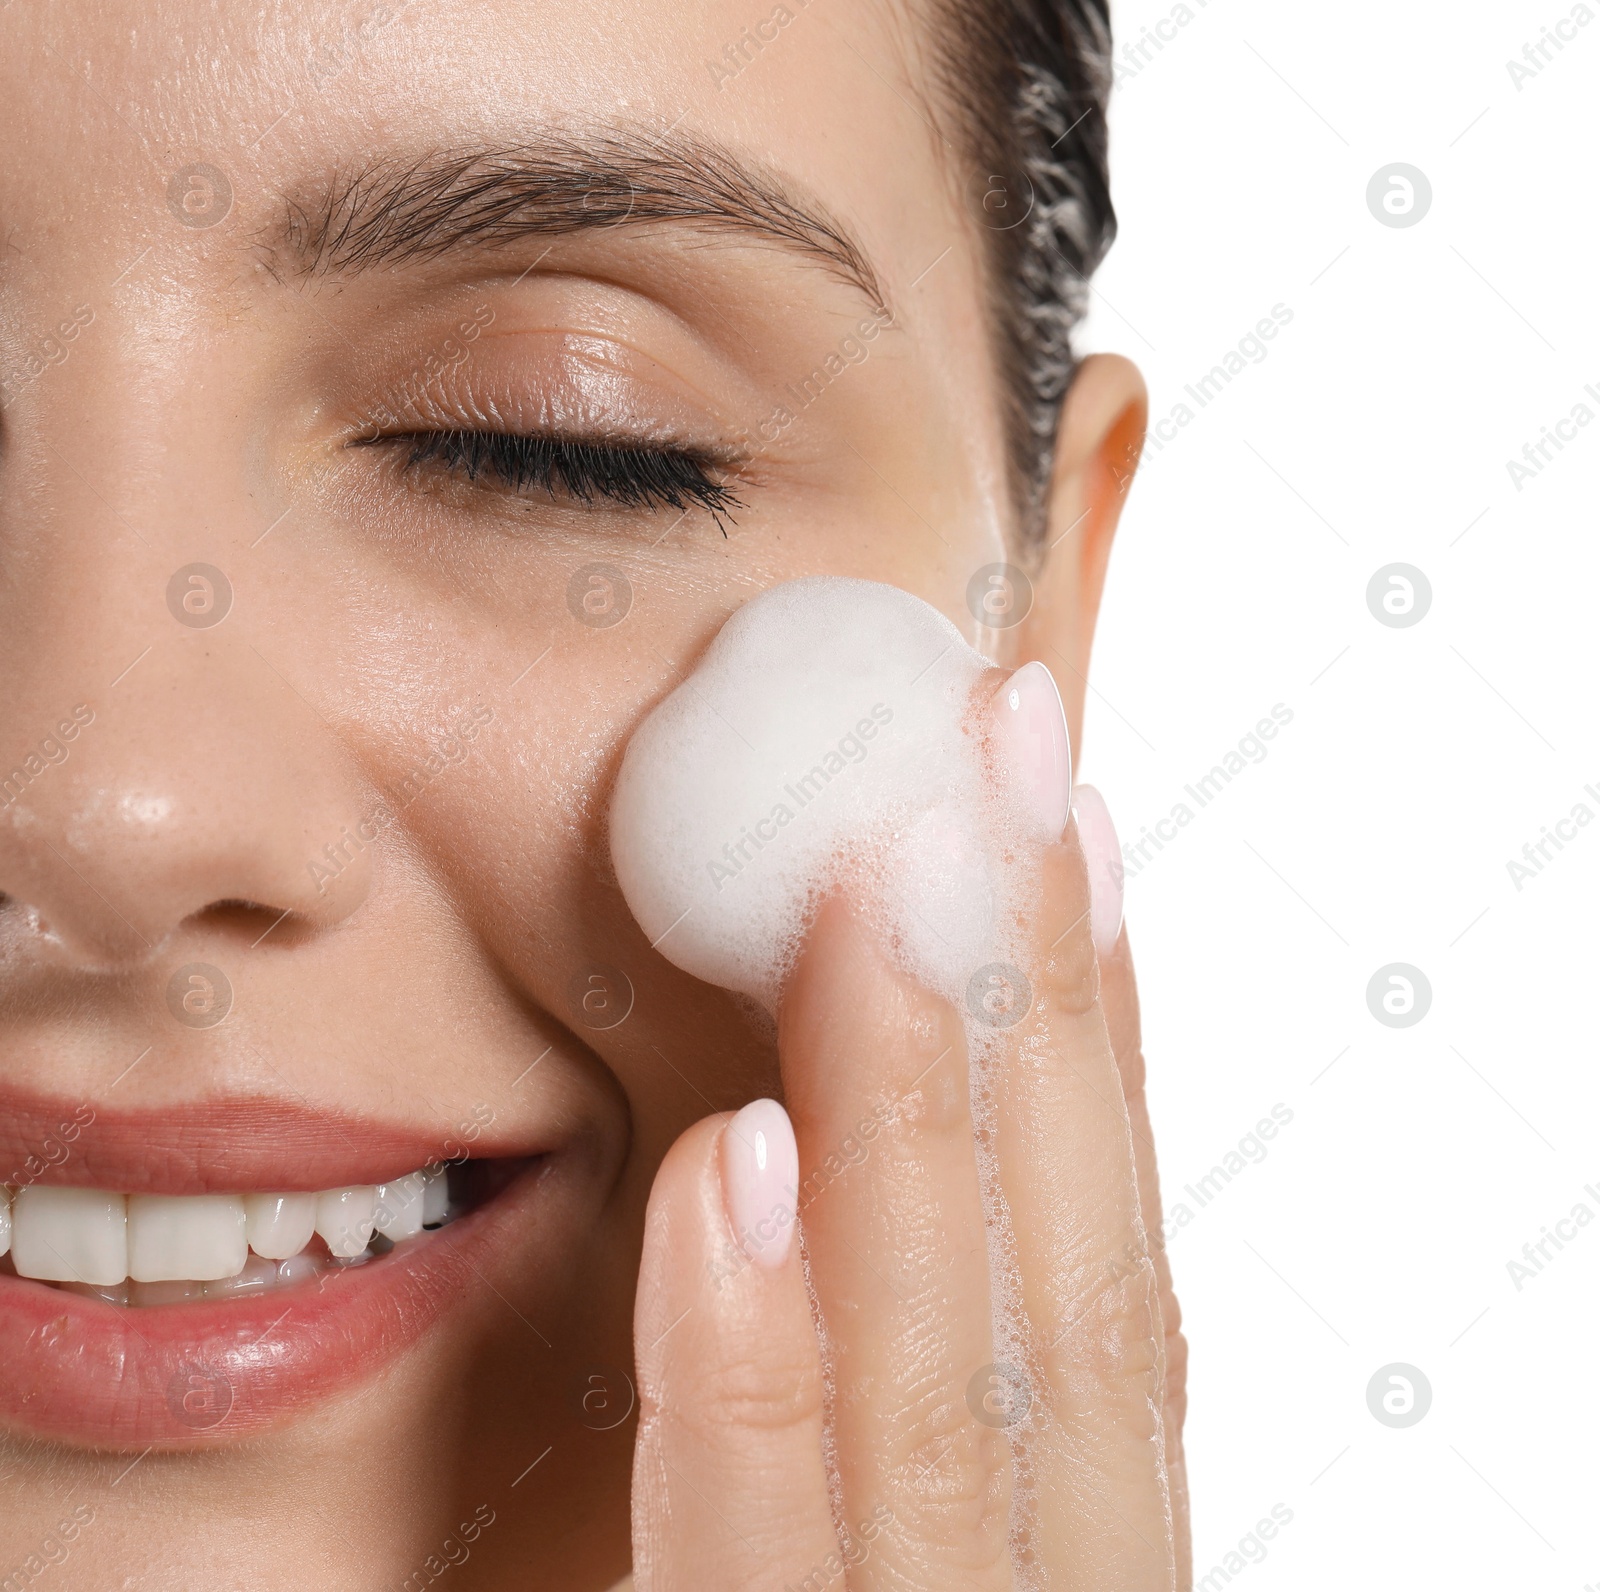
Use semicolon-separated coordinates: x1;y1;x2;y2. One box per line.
0;1;1122;1584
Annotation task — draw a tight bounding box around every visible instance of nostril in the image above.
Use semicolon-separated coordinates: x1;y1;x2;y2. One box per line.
190;899;309;948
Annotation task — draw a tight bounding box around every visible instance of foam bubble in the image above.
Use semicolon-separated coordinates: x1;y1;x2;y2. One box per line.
609;577;1026;1013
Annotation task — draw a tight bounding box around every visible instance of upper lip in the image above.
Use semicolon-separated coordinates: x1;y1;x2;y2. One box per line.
0;1084;541;1193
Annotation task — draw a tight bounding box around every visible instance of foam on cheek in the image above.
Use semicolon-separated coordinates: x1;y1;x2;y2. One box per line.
609;577;1031;1014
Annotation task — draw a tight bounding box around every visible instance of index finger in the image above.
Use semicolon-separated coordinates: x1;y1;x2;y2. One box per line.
1099;908;1191;1590
631;1108;841;1591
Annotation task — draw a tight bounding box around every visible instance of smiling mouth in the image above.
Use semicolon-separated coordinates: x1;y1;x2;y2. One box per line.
0;1087;568;1450
0;1156;532;1306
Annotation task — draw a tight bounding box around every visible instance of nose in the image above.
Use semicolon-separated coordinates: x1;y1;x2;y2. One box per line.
0;620;371;968
0;266;379;970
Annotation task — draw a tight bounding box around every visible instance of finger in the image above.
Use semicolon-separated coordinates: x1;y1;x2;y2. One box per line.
1099;926;1191;1590
780;898;1015;1592
1077;780;1191;1582
989;831;1175;1589
632;1103;841;1592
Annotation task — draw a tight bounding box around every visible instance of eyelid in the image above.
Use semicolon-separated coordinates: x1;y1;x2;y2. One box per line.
341;359;744;459
341;316;739;445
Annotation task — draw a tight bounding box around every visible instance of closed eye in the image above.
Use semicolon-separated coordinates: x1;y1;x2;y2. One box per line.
366;429;744;532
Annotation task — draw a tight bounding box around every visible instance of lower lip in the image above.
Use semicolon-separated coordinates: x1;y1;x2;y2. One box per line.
0;1162;547;1451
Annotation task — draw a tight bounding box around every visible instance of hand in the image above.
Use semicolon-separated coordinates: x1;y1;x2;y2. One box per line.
629;809;1189;1589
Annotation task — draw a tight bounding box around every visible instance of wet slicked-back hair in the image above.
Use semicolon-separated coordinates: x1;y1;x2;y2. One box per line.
933;0;1116;553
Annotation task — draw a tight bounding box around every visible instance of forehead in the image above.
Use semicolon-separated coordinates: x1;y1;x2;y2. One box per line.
0;0;967;305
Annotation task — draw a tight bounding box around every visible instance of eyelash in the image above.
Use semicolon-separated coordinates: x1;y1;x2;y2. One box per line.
377;428;742;530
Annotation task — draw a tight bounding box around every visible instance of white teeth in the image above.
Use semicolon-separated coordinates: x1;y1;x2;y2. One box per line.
130;1277;208;1307
61;1279;130;1306
244;1193;318;1261
271;1251;325;1287
127;1194;248;1283
422;1167;449;1228
203;1253;282;1300
315;1186;377;1259
374;1172;427;1243
12;1187;129;1287
2;1164;452;1298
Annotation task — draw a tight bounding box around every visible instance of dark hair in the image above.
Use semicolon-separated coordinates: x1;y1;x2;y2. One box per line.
933;0;1117;554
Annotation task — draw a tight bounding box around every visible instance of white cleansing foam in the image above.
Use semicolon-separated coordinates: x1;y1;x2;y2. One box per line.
609;576;1048;1015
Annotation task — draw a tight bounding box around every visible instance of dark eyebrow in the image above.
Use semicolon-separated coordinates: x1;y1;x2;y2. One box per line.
270;130;887;315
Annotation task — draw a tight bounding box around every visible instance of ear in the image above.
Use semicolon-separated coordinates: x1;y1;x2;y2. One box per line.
1017;353;1147;763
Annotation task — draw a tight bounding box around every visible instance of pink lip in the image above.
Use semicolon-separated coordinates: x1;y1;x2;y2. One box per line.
0;1159;550;1450
0;1086;538;1193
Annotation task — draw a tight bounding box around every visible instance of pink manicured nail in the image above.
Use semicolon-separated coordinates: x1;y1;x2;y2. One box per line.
720;1099;798;1270
1072;783;1124;956
990;661;1071;841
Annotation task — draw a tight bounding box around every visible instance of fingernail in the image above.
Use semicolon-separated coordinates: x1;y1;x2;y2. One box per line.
720;1098;798;1270
990;661;1071;841
1072;783;1124;956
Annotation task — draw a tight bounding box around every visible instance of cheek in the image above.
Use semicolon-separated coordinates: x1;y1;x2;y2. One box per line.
339;499;1003;955
299;424;1008;1139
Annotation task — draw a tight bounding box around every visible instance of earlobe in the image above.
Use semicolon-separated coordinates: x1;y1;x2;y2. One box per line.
1020;353;1148;756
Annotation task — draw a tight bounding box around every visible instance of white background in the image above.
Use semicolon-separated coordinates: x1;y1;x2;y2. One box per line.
1079;0;1599;1585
